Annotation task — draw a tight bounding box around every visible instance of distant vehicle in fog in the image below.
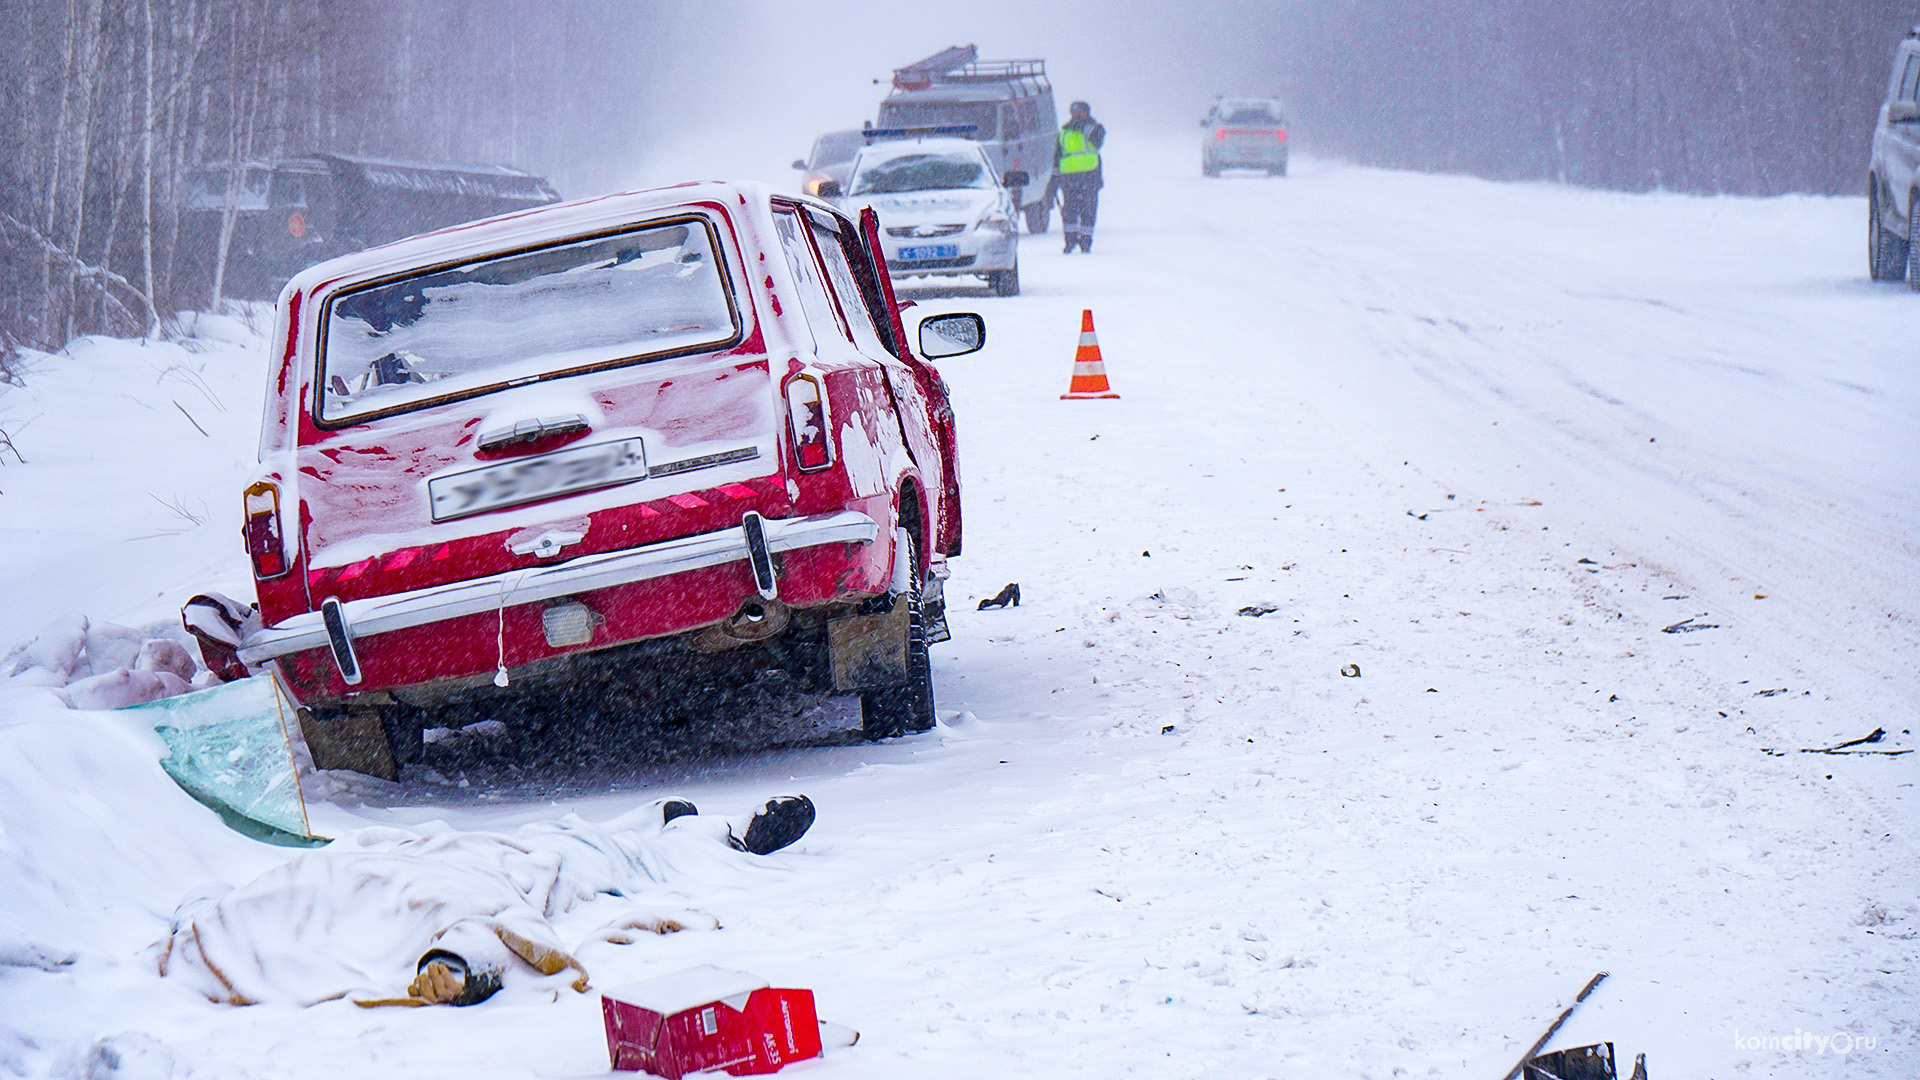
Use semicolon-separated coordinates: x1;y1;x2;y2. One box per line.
1868;26;1920;286
178;154;560;302
792;130;865;199
876;45;1058;235
1200;98;1289;178
826;134;1024;297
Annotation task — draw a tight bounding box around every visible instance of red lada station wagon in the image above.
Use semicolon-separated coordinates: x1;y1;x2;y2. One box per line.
188;182;982;775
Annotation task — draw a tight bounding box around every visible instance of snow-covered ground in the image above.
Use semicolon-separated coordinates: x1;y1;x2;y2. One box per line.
2;134;1916;1079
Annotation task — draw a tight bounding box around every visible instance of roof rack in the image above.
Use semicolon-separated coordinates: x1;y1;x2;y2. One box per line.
890;45;1048;91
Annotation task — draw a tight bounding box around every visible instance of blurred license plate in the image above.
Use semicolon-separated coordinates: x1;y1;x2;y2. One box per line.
897;245;959;260
429;437;646;521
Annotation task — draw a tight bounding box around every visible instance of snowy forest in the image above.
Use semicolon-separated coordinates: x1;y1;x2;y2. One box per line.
0;0;1912;354
0;0;664;357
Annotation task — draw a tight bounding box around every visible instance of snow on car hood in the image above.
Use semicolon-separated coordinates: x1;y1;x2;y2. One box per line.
846;189;1000;226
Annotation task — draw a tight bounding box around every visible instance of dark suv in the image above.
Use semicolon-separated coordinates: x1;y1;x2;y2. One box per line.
1868;26;1920;286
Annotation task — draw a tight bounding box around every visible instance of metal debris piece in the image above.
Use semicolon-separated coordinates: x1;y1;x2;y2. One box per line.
1500;972;1609;1080
1521;1042;1643;1080
1763;726;1913;757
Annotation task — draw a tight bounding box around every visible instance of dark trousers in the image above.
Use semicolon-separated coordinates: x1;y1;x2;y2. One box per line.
1058;174;1101;237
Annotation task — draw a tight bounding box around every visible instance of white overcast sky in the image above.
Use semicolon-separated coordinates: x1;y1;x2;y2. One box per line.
614;0;1286;191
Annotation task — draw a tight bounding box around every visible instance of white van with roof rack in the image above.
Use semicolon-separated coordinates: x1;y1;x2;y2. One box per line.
875;45;1058;235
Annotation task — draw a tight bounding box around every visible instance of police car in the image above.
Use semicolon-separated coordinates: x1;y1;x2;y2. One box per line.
825;132;1023;296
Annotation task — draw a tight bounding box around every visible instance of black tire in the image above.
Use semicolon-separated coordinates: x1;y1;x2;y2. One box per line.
1907;193;1920;292
1203;156;1220;178
988;260;1020;297
1023;199;1050;235
860;533;935;740
1274;156;1288;178
1869;182;1909;282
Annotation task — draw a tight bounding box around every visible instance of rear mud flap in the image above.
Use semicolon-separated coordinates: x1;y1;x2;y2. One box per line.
923;566;950;644
828;602;909;692
296;703;399;781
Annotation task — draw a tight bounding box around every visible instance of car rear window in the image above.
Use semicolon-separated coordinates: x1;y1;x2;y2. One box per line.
316;217;737;425
1223;105;1280;124
877;101;996;139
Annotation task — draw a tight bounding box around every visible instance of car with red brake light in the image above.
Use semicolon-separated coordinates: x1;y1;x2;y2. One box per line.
1201;98;1289;177
188;181;981;774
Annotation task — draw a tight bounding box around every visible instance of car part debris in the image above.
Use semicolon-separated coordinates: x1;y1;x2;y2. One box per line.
978;582;1021;609
1762;726;1913;757
1237;603;1278;617
124;676;320;845
1500;972;1609;1080
1659;617;1718;634
1522;1042;1645;1080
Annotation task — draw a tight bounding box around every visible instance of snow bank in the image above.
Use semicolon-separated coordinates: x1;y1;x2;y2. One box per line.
0;315;268;663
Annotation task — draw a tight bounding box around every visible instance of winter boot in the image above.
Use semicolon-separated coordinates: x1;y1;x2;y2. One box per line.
1079;234;1093;253
1062;231;1078;254
730;794;816;855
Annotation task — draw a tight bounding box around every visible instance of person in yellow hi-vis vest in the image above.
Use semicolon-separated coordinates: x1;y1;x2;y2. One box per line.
1054;101;1106;253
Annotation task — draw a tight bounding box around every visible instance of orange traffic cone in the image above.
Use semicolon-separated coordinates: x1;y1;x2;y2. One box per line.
1060;309;1120;399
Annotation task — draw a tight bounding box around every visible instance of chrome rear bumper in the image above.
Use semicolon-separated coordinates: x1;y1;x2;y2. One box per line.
237;510;878;666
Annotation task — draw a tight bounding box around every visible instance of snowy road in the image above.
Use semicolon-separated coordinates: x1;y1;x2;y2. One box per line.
3;135;1916;1078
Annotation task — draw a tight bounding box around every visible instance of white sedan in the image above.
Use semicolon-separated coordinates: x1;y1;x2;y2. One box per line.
827;136;1021;297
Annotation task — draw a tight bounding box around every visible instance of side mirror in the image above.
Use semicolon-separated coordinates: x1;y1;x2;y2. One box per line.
792;159;808;170
1002;169;1030;189
1199;117;1209;127
917;313;985;360
1891;101;1920;123
815;179;842;199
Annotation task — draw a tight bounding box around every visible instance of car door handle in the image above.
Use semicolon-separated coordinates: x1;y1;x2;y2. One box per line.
477;414;591;451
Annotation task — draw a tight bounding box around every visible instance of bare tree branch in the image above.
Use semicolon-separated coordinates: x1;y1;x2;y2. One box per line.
1;209;157;334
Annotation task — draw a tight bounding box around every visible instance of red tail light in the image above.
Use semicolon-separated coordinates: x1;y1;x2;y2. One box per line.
785;373;833;471
243;480;289;579
1215;129;1227;142
1277;129;1288;143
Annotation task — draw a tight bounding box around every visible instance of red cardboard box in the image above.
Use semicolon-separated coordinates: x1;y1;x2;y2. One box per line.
602;966;822;1078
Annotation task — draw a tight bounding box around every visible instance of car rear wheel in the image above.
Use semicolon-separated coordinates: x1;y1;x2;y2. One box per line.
860;532;935;740
1907;193;1920;292
1203;155;1220;178
1870;182;1908;282
1023;200;1050;235
988;260;1020;297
